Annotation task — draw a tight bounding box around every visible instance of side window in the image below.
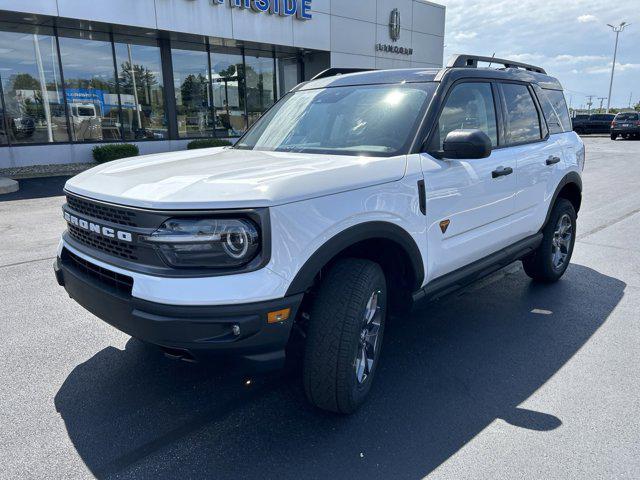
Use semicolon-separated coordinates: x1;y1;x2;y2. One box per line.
501;83;542;144
430;82;498;151
535;86;571;134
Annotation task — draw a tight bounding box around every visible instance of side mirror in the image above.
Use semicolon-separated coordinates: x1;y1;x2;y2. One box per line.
442;129;492;159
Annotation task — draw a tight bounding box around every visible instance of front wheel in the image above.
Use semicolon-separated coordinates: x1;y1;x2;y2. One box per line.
611;133;618;140
303;258;386;414
523;198;576;282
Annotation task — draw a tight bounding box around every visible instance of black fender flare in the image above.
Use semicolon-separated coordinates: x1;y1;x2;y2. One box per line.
284;221;425;296
543;171;582;226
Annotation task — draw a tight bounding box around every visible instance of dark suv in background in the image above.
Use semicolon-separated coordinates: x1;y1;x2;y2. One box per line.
611;112;640;140
573;113;615;135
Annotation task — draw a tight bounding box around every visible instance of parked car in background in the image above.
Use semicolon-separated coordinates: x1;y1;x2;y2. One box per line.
611;112;640;140
573;113;615;135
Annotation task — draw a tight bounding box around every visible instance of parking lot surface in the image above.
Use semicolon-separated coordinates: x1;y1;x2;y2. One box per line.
1;137;639;479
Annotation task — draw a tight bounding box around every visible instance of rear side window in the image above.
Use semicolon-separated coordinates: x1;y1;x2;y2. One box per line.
536;87;572;134
501;83;542;144
430;82;498;150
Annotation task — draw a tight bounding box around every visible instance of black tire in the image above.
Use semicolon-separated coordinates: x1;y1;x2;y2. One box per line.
523;198;576;282
611;133;618;140
303;258;386;414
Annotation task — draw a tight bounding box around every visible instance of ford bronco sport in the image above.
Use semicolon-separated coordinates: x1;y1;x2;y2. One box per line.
55;55;584;414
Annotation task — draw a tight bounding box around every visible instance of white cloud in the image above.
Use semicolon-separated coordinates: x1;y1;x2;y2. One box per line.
453;31;477;41
577;14;598;23
585;63;640;75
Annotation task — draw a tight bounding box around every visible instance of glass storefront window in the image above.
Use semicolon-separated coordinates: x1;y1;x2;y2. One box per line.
211;49;246;137
172;44;214;138
277;56;300;98
58;30;120;142
114;37;167;140
245;50;275;128
0;25;69;145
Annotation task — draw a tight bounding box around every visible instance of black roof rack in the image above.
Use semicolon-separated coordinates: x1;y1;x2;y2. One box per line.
447;54;547;74
311;68;374;81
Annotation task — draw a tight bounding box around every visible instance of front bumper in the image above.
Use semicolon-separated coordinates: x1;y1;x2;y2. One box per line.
54;248;303;370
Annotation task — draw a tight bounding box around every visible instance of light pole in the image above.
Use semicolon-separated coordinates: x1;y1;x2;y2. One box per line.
606;22;630;113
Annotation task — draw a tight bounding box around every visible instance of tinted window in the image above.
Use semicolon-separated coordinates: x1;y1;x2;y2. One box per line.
536;87;571;134
615;113;639;121
430;82;498;150
237;83;436;157
591;114;615;121
502;83;541;144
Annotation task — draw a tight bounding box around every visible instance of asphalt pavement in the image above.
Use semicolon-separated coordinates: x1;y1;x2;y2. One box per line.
1;137;639;479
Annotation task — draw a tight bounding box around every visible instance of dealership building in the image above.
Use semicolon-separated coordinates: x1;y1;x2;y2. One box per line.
0;0;445;169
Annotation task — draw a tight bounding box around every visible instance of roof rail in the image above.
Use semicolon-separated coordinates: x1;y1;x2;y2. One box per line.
447;54;547;74
311;68;374;81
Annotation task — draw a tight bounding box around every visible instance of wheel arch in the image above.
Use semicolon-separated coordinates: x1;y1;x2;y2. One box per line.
544;171;582;227
284;221;425;302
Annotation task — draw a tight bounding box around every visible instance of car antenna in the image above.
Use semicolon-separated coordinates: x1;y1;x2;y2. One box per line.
487;53;496;68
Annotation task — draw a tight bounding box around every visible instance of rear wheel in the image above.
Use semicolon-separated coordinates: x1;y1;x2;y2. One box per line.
523;198;576;282
303;258;386;414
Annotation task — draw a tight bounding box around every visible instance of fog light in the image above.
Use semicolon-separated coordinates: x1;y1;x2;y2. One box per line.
267;308;291;324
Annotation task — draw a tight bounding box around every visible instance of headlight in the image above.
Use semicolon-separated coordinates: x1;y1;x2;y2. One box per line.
142;218;260;268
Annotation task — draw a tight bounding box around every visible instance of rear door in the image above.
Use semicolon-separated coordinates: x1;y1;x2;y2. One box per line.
498;82;564;237
420;81;519;281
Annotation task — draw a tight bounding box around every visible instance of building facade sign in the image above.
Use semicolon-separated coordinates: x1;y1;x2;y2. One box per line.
210;0;313;20
376;8;413;56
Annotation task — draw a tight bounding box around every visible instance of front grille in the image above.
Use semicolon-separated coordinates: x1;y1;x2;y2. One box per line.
66;195;139;227
68;224;138;261
62;248;133;294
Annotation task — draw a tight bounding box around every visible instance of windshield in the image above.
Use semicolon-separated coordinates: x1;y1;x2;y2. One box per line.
235;83;436;157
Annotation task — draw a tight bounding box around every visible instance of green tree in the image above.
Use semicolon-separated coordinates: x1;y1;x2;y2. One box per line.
8;73;40;91
119;61;158;105
634;102;640;112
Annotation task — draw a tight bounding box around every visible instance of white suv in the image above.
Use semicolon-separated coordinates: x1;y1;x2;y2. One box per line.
55;55;584;414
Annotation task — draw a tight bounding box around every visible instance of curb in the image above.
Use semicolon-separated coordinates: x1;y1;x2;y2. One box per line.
0;162;97;180
0;177;19;195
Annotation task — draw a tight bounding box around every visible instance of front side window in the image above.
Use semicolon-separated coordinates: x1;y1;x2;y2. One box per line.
501;83;542;144
236;83;436;157
430;82;498;151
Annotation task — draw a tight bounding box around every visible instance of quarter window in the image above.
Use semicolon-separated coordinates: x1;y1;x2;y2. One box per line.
430;82;498;151
536;87;571;134
501;83;542;144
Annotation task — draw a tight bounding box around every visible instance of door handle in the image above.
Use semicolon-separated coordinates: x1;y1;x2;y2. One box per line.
546;156;561;166
492;166;513;178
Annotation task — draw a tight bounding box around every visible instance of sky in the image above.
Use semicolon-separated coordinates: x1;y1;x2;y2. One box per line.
437;0;640;110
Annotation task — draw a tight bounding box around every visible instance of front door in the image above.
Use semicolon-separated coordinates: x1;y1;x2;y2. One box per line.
420;81;518;282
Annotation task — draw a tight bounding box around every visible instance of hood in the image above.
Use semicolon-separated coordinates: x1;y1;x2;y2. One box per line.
64;147;407;209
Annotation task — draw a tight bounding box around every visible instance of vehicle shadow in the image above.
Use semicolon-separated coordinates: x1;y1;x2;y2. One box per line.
54;264;625;479
0;175;70;201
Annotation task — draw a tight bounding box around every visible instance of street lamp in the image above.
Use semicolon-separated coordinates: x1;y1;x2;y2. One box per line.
606;22;630;113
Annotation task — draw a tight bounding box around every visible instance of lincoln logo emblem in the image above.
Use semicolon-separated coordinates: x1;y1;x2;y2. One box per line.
389;8;401;41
